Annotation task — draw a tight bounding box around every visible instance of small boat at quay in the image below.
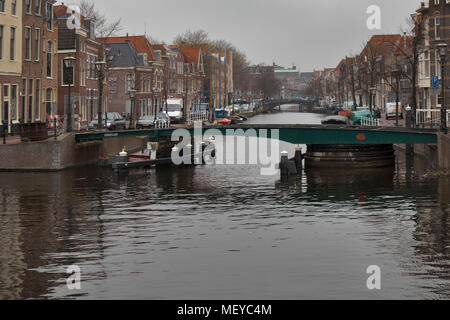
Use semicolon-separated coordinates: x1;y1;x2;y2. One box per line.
321;115;350;125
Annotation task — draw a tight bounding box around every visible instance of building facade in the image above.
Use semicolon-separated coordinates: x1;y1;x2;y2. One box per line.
0;0;22;132
415;0;449;111
55;4;101;129
22;0;58;127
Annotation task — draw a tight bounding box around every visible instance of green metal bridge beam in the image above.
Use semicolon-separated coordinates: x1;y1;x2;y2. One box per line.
75;125;437;145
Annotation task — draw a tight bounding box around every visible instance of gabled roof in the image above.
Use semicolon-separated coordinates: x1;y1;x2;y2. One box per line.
180;47;202;66
359;34;403;63
98;36;156;61
106;42;145;68
394;35;413;56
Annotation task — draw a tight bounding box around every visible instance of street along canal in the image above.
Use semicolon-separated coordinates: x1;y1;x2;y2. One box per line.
0;110;449;299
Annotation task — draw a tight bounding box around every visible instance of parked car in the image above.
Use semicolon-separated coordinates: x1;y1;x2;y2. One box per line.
136;113;170;129
88;112;126;130
386;103;403;120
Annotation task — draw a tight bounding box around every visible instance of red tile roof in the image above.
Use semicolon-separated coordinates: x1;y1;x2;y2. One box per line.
180;47;201;65
359;34;402;62
98;36;156;61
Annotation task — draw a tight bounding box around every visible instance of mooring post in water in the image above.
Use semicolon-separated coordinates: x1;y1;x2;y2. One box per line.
280;151;289;177
295;146;303;173
405;106;414;159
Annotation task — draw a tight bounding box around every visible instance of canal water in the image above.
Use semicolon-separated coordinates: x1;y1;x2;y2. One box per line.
0;109;449;299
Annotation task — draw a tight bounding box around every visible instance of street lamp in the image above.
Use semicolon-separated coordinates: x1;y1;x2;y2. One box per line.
369;87;377;118
438;43;448;133
63;56;76;132
95;60;106;130
128;89;136;129
391;68;401;127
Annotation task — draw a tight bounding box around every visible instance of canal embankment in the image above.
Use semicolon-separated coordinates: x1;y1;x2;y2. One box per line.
0;133;148;171
394;133;450;173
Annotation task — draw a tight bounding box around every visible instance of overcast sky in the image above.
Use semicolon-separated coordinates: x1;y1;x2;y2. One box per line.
61;0;421;72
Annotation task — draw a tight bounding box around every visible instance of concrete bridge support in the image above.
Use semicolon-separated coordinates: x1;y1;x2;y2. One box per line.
305;144;396;169
438;134;450;170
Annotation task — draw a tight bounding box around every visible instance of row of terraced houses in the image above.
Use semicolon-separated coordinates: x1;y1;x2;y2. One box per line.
310;0;450;114
0;1;233;133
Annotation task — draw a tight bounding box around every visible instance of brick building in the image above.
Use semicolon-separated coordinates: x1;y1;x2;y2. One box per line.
0;0;22;133
101;35;165;120
104;41;154;121
415;0;450;110
54;4;101;129
22;0;58;127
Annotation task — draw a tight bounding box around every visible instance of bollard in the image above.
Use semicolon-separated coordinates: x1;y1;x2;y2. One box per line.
172;146;180;165
2;120;7;145
294;146;303;173
280;151;289;176
118;148;129;163
405;106;412;129
54;117;57;140
186;143;193;164
405;106;415;161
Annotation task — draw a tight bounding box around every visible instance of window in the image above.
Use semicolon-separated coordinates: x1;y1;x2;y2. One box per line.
46;41;52;77
11;0;16;15
25;27;31;60
45;88;52;116
0;25;3;60
0;0;5;13
25;0;31;14
34;29;40;61
435;15;441;39
126;74;135;92
46;2;53;31
35;80;40;120
28;79;33;121
3;85;9;123
62;60;74;85
10;27;15;61
11;85;17;120
424;51;430;77
21;79;26;121
35;0;41;15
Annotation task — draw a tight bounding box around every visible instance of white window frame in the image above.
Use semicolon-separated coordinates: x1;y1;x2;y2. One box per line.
25;27;31;61
34;28;40;61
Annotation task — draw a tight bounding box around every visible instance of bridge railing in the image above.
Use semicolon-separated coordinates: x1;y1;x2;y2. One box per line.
360;116;380;128
416;109;442;129
187;111;209;124
154;119;170;129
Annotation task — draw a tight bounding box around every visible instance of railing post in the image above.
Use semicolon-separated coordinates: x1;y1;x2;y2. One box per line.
405;106;412;129
2;120;6;145
54;116;57;140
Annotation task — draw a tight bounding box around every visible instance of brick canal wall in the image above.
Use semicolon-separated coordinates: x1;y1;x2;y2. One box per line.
438;134;450;170
102;136;148;156
394;133;449;171
0;133;103;171
0;134;148;171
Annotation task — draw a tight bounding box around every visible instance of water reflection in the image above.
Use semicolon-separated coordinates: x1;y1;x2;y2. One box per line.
0;112;449;299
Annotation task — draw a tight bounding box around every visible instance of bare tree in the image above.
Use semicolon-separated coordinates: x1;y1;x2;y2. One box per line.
174;29;209;46
389;16;425;126
78;0;122;38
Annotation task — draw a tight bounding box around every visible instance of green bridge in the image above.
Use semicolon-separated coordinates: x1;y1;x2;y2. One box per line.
75;125;438;145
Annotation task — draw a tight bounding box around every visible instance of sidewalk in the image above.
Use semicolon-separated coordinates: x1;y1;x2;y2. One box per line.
378;113;405;128
0;135;22;145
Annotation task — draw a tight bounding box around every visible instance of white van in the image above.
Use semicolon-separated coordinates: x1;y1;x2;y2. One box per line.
385;102;403;120
165;99;183;123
